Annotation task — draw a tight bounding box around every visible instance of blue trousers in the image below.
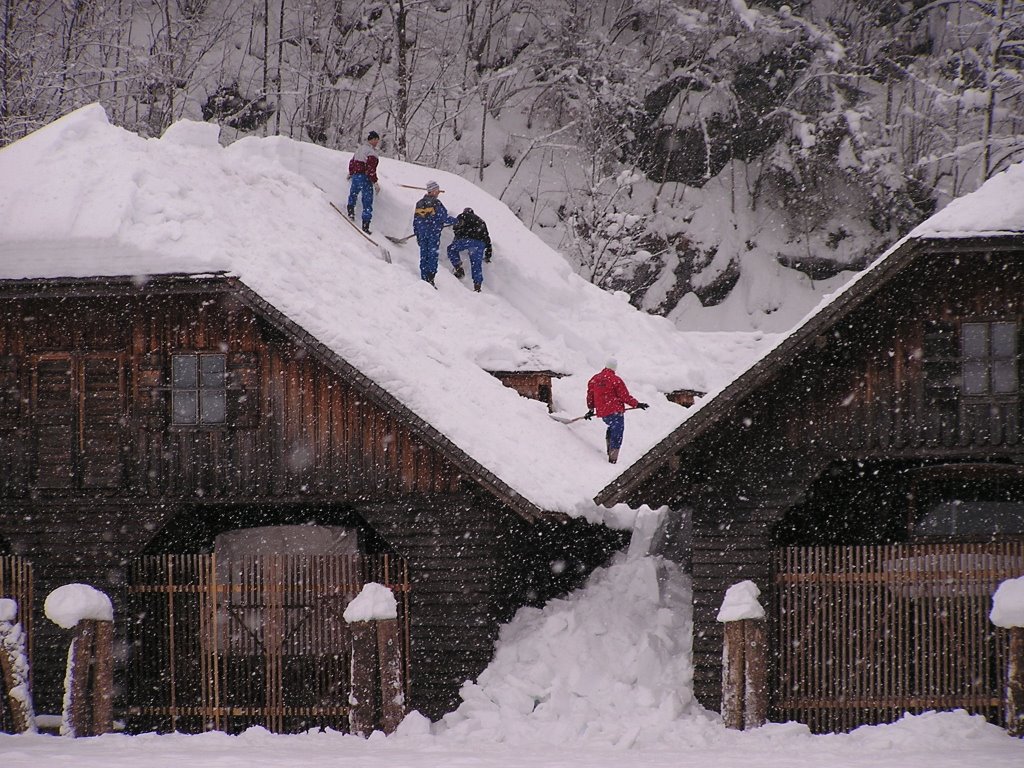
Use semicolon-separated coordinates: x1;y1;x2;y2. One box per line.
447;238;486;284
602;412;625;450
347;174;374;224
418;237;440;280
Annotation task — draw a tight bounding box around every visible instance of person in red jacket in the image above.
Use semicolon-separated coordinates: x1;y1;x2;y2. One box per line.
346;130;380;233
585;358;649;464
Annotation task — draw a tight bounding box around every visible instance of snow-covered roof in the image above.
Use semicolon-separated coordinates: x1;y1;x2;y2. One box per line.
0;105;770;523
597;160;1024;504
911;162;1024;239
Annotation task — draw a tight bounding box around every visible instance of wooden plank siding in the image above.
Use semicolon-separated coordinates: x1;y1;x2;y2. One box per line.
0;291;461;504
356;498;509;718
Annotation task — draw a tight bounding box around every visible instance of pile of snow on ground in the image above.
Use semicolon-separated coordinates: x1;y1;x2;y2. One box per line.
434;554;714;747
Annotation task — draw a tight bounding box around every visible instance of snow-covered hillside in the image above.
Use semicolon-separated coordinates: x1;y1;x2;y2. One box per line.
7;2;1024;335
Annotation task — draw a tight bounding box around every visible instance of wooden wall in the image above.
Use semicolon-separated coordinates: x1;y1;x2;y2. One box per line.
0;284;474;525
0;287;461;503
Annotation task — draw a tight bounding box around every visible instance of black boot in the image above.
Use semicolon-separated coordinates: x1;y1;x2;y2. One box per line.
346;205;355;219
362;221;371;234
453;263;465;279
473;282;482;292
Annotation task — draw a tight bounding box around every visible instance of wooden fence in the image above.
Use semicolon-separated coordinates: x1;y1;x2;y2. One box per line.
774;542;1024;733
0;556;32;734
126;553;409;734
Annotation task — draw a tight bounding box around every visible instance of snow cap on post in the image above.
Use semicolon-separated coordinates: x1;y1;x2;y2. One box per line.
990;575;1024;628
0;598;17;623
426;180;440;194
717;580;765;623
605;357;618;371
44;584;114;629
344;582;398;623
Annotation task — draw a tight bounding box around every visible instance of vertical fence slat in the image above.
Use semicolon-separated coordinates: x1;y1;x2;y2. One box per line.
774;542;1023;733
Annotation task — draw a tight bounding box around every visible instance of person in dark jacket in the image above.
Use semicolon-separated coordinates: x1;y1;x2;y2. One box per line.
413;180;456;285
585;358;649;463
447;208;493;292
347;130;380;234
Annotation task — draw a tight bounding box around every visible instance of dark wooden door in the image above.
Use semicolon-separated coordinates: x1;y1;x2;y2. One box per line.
30;353;127;490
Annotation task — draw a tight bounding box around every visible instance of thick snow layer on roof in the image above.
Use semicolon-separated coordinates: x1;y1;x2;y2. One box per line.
608;161;1024;494
912;162;1024;238
0;105;769;519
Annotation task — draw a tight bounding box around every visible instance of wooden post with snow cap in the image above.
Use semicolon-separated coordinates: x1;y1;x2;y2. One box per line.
0;599;36;733
991;576;1024;737
345;582;405;736
717;580;767;730
44;584;114;737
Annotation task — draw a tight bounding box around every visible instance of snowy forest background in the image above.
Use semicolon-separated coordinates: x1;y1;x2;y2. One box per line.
3;0;1024;332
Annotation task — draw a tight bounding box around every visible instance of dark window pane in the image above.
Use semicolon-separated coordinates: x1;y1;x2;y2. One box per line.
201;390;227;423
172;390;198;424
172;355;198;388
992;360;1018;394
200;354;226;388
962;361;989;395
961;322;988;360
992;322;1017;359
920;499;1024;537
959;501;1024;535
916;501;960;536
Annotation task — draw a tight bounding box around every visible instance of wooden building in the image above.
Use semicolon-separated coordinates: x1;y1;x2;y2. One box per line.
600;211;1024;729
0;274;621;729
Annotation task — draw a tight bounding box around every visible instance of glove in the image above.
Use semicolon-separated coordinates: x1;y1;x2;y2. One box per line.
346;174;352;180
637;402;650;410
484;245;493;262
374;183;380;193
584;410;594;420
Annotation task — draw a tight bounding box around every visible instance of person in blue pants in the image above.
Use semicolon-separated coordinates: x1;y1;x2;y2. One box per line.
347;131;380;233
413;181;455;285
447;208;493;292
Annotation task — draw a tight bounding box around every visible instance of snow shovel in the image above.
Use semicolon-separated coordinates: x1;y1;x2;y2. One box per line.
549;413;589;425
384;232;416;245
549;405;643;425
397;183;445;193
329;202;393;264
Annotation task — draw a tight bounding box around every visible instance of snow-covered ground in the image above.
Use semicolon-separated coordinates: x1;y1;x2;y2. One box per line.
1;711;1021;768
2;554;1023;767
